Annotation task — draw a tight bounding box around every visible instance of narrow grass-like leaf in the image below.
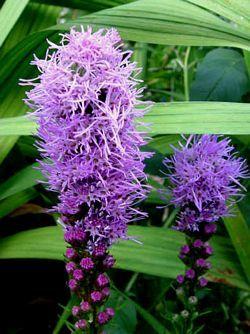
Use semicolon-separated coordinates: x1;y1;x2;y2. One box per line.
53;294;79;334
0;226;248;290
0;3;60;164
113;285;169;334
2;102;250;136
0;188;38;219
0;0;29;47
0;163;42;201
223;205;250;283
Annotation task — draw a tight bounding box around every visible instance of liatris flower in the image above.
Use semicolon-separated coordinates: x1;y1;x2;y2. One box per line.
21;26;151;332
164;135;247;323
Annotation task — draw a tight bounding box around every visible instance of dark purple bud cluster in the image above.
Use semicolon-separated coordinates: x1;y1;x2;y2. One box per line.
176;231;214;291
64;225;115;332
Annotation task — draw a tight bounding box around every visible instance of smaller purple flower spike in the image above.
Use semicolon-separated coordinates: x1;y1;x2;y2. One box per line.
164;135;248;321
164;135;248;232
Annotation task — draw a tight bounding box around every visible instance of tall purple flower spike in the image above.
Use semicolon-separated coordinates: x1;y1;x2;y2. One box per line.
164;135;247;315
21;26;152;333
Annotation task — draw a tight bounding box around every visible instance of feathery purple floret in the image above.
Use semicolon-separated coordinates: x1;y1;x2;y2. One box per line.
22;26;151;249
164;135;248;231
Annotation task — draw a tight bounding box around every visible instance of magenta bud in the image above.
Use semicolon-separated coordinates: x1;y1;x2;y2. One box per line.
199;277;208;287
68;279;78;291
73;269;84;281
103;255;115;268
91;291;102;303
196;258;207;268
101;287;110;298
176;274;184;284
97;311;109;325
193;239;203;248
80;257;94;270
93;244;107;257
72;306;81;317
96;273;109;287
75;319;87;330
65;262;76;274
185;269;195;279
106;307;115;319
65;248;77;260
80;301;91;313
181;245;190;254
205;223;217;234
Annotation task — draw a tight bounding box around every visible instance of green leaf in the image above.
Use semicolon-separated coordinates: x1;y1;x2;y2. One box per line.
0;163;42;201
0;225;248;290
111;286;168;334
0;2;60;164
0;115;37;136
0;188;38;219
223;205;250;283
105;290;138;334
190;48;249;102
2;102;250;137
0;0;29;47
32;0;132;11
53;294;79;334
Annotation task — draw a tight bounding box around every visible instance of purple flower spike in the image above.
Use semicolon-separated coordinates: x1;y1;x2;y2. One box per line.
186;269;195;279
164;135;248;232
22;26;152;247
22;26;152;332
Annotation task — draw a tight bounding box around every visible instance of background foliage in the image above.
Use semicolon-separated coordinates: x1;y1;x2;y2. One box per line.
0;1;250;333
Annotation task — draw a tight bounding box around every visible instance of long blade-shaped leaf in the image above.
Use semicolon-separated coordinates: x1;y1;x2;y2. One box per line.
223;205;250;284
0;0;29;47
1;102;250;136
0;225;248;290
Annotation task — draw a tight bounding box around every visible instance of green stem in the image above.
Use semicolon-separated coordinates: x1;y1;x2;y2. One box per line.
183;47;191;101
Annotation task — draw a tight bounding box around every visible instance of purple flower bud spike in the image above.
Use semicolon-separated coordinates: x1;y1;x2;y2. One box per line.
22;26;152;332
